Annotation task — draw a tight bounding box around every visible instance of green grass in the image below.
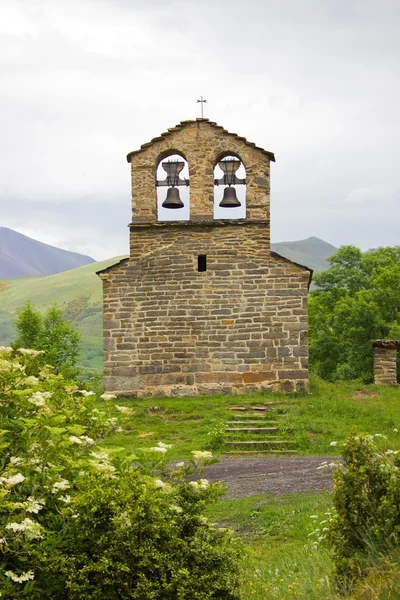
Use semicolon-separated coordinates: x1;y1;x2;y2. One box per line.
100;379;400;460
206;491;336;599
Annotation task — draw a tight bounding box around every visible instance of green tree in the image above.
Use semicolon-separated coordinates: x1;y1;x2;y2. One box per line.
310;245;400;382
14;302;81;374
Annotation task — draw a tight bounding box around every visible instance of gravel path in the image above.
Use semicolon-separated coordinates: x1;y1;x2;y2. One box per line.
204;456;339;499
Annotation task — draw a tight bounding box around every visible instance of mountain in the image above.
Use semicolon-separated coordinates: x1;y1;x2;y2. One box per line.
0;227;95;278
271;236;338;272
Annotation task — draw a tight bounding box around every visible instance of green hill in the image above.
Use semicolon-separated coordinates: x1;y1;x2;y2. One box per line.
0;256;126;372
271;236;337;273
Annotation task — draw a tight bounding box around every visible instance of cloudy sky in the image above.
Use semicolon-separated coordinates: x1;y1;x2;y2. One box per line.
1;0;399;260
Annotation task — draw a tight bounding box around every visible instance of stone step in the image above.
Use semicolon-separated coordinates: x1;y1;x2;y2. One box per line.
226;420;279;425
225;450;298;455
225;427;279;433
229;403;289;412
226;440;295;447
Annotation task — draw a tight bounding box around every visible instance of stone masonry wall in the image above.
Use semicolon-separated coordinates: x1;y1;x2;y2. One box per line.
373;340;400;385
127;119;272;225
99;222;310;397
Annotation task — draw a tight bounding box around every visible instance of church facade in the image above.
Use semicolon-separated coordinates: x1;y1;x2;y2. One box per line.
97;119;312;397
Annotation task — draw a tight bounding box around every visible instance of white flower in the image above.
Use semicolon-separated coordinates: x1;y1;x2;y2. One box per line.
191;451;213;461
105;417;118;427
157;441;173;449
374;433;387;439
149;446;167;454
154;479;167;488
79;390;96;397
170;504;183;514
27;391;51;407
69;436;83;445
100;393;117;400
51;479;70;494
199;479;209;489
91;451;110;461
115;405;134;415
90;461;116;477
386;450;399;456
58;495;71;504
5;570;35;583
24;497;44;514
0;473;25;488
6;518;44;539
79;435;95;445
310;515;318;519
0;346;13;354
330;441;337;447
189;481;199;489
176;462;185;468
10;456;23;465
18;348;44;357
24;376;39;386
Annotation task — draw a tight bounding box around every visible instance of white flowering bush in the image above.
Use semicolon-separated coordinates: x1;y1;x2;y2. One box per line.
327;434;400;593
0;347;241;599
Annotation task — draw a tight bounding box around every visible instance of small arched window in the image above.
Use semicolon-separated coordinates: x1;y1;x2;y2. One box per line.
156;153;190;221
213;154;246;219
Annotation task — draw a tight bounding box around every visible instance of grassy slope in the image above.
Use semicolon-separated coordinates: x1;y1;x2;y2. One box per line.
0;256;127;370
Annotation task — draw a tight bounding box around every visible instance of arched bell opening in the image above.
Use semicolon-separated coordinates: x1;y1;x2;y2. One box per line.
156;152;190;221
213;153;246;220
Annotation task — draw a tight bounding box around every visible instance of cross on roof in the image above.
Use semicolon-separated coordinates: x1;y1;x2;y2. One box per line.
197;96;207;118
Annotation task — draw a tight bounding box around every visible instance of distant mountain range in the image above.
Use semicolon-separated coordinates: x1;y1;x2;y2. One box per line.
271;236;338;273
0;227;95;278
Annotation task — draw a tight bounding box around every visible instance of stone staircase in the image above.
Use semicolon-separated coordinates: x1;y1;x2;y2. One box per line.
224;402;297;455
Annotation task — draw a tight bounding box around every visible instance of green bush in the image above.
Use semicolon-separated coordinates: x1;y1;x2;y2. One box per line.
14;301;81;375
327;434;400;593
0;347;241;599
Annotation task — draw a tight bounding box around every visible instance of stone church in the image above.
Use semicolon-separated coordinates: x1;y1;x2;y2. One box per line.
97;118;312;397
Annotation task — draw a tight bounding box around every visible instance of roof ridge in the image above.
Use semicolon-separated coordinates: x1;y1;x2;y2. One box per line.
127;119;275;162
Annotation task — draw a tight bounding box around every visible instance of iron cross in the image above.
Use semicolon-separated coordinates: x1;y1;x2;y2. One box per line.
197;96;207;118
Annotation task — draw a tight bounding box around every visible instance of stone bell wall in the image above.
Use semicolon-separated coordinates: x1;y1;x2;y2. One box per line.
127;119;273;226
99;222;310;398
373;340;400;385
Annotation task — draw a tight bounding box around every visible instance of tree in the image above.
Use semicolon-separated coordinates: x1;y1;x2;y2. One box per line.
14;302;81;374
310;246;400;382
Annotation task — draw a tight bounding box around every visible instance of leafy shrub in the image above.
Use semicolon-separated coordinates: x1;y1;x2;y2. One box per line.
0;347;241;599
14;301;81;375
327;434;400;593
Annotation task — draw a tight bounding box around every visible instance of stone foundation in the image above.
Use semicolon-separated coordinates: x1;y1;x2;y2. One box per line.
373;340;400;385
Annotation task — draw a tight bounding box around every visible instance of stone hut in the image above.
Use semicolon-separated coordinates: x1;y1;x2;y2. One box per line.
373;340;400;385
97;118;312;397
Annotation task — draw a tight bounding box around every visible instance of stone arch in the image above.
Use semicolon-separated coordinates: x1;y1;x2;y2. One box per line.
213;151;246;219
156;151;190;221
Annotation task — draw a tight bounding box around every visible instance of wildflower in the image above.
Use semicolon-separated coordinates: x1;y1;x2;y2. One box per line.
100;393;117;400
91;451;110;461
330;441;337;447
176;462;185;468
6;518;44;539
18;348;44;357
51;479;70;494
78;390;96;397
0;473;25;487
199;478;209;489
105;417;118;427
90;461;117;477
149;446;167;454
69;436;83;445
374;433;387;439
157;441;172;449
79;435;95;445
191;450;213;461
58;495;71;504
5;570;35;583
9;456;23;465
27;391;51;406
189;481;199;489
309;515;318;519
394;428;399;433
24;497;44;514
170;504;183;514
115;405;134;415
0;346;13;354
154;479;167;488
24;376;39;386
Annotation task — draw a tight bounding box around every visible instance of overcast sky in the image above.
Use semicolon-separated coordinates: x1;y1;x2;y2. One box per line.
1;0;400;260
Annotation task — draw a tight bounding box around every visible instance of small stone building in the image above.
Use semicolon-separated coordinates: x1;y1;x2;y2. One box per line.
97;118;312;397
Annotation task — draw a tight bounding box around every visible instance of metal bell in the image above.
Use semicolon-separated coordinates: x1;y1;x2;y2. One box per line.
162;187;184;209
219;186;241;208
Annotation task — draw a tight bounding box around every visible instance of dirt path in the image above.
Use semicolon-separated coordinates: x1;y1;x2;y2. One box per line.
204;456;339;499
